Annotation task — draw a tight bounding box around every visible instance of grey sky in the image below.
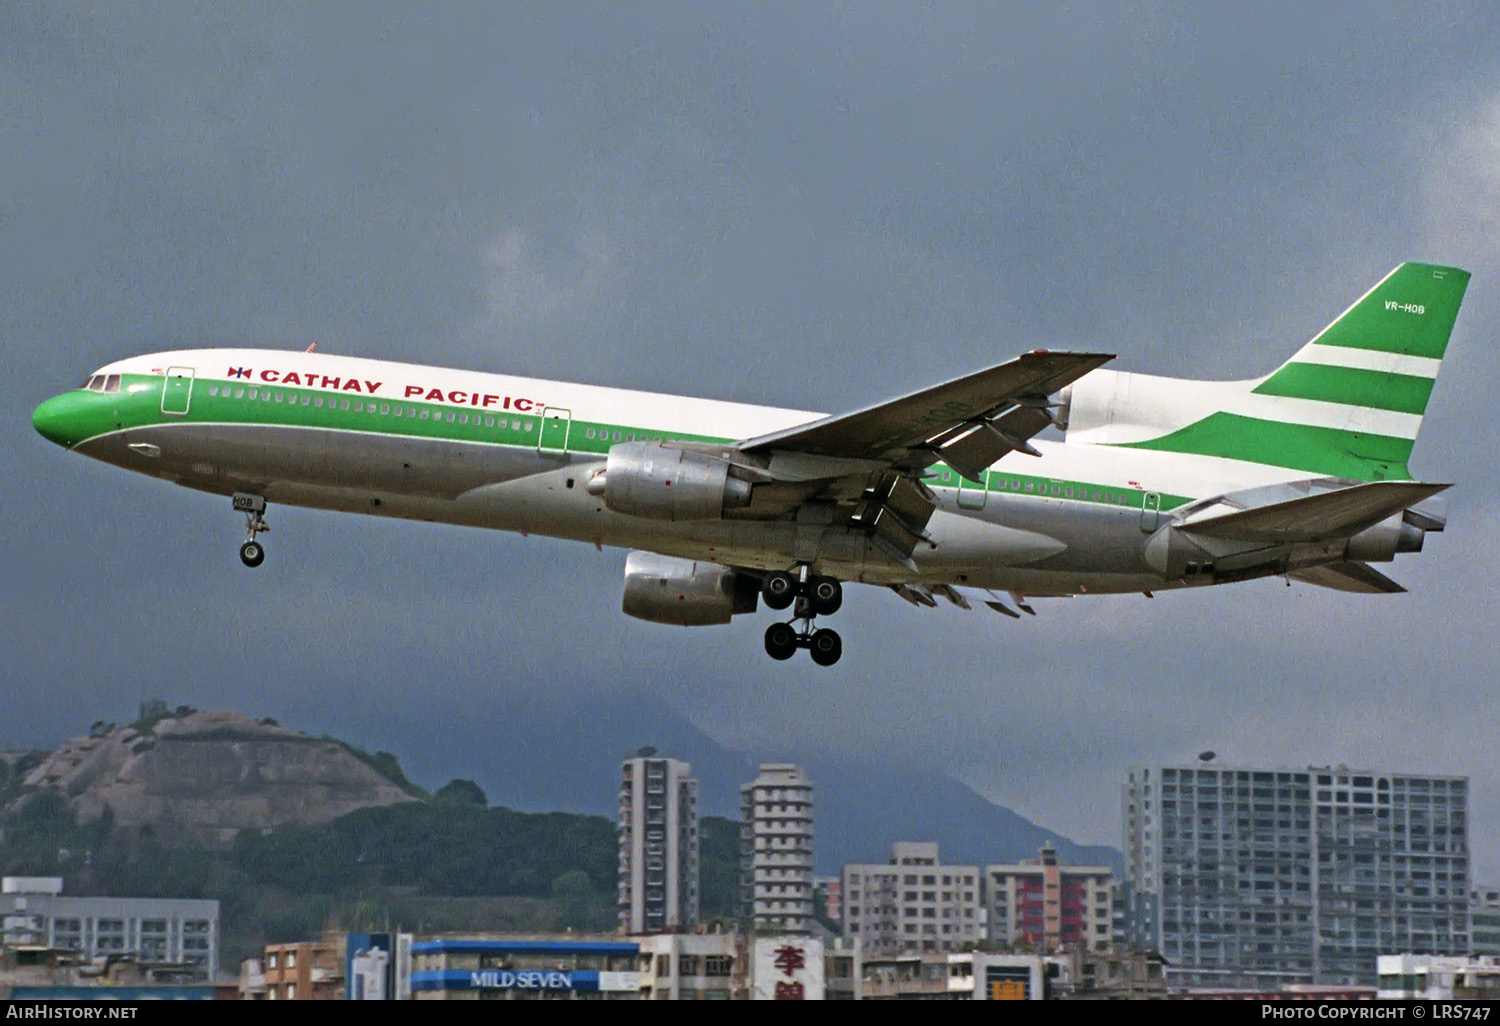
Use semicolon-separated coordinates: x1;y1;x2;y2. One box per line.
5;2;1500;875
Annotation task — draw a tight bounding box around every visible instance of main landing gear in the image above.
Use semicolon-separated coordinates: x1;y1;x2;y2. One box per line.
761;569;844;667
233;493;269;568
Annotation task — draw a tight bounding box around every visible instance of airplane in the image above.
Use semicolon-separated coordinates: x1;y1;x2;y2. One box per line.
32;262;1467;666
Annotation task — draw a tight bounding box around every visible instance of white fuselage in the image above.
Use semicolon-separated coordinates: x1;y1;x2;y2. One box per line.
60;348;1326;598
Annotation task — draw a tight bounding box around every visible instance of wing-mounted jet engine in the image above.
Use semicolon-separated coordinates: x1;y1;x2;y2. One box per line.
586;442;761;521
620;550;760;626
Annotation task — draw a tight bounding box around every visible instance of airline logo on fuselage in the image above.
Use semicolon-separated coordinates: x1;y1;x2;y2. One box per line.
224;365;539;411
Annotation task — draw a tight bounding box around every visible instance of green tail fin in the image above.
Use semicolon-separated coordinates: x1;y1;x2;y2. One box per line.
1101;263;1469;481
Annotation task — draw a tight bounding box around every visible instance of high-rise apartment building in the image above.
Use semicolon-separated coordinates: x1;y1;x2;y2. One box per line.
842;842;983;956
984;845;1114;952
618;750;700;934
1124;763;1469;987
740;763;815;934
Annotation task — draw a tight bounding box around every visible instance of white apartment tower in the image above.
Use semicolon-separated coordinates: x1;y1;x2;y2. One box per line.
619;749;700;934
842;842;983;956
1125;763;1470;988
740;763;815;934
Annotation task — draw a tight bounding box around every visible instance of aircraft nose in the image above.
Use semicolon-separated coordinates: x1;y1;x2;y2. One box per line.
32;393;85;448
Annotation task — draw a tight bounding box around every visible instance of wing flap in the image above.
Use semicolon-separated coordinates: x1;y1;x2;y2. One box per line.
1178;481;1449;542
1288;562;1406;594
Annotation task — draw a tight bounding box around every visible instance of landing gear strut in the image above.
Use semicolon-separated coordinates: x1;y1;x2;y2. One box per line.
761;569;844;666
233;492;269;568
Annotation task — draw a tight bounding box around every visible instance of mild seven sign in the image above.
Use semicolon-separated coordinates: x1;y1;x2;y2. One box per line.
471;970;573;990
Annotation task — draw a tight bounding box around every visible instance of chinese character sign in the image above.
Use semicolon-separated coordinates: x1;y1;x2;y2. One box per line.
753;937;825;1001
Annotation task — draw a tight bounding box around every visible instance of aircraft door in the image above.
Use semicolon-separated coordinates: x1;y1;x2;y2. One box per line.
538;407;572;455
1140;492;1160;532
956;470;989;510
161;367;194;415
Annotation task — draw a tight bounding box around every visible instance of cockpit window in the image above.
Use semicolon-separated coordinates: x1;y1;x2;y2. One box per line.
80;373;122;392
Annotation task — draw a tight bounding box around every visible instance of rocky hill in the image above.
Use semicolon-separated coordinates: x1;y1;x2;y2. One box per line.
16;709;421;847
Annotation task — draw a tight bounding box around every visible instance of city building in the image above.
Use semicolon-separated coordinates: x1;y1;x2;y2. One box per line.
813;877;842;926
1049;947;1168;1000
984;845;1114;952
2;947;221;1000
1377;954;1500;1000
740;763;815;935
618;750;700;934
841;842;983;956
261;940;342;1000
635;931;742;999
0;877;218;979
1471;888;1500;955
410;937;643;1000
1124;763;1470;988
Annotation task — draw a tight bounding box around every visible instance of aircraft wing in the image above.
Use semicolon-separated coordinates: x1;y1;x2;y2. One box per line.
1176;481;1450;543
1288;562;1406;594
737;351;1113;478
726;351;1111;566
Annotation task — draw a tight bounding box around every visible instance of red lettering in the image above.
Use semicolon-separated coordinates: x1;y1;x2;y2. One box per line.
404;385;424;398
425;388;445;402
481;394;499;408
342;379;363;392
502;397;512;409
470;392;481;406
282;371;302;386
514;398;534;412
321;376;342;389
364;380;382;394
261;369;280;382
448;390;468;405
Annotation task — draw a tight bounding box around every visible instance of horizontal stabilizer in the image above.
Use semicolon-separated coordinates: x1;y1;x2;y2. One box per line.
1288;562;1406;594
1178;481;1449;542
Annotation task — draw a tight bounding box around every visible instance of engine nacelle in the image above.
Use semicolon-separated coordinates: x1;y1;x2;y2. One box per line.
621;551;759;627
1346;514;1426;563
586;442;753;521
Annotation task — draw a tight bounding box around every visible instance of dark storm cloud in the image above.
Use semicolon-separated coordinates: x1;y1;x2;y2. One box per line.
5;2;1500;873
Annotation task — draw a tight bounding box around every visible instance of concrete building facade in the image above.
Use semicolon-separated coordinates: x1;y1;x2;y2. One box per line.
740;763;814;935
1471;888;1500;955
618;751;700;934
984;845;1114;953
841;843;983;956
1124;763;1470;987
0;877;218;979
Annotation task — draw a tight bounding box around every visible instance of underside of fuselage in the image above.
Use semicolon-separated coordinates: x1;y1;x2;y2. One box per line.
74;419;1187;596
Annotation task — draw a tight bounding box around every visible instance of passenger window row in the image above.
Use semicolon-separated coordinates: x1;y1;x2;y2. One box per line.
202;384;534;433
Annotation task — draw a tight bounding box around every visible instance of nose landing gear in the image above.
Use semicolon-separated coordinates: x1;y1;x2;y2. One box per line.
233;493;269;568
761;570;844;666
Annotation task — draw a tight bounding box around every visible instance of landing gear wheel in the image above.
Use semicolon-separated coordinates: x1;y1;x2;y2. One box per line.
764;622;798;661
762;571;797;611
239;540;265;568
808;628;842;667
808;576;843;615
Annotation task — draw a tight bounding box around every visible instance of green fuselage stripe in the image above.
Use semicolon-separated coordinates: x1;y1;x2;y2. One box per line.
1252;363;1435;415
73;374;1195;513
1113;411;1413;481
